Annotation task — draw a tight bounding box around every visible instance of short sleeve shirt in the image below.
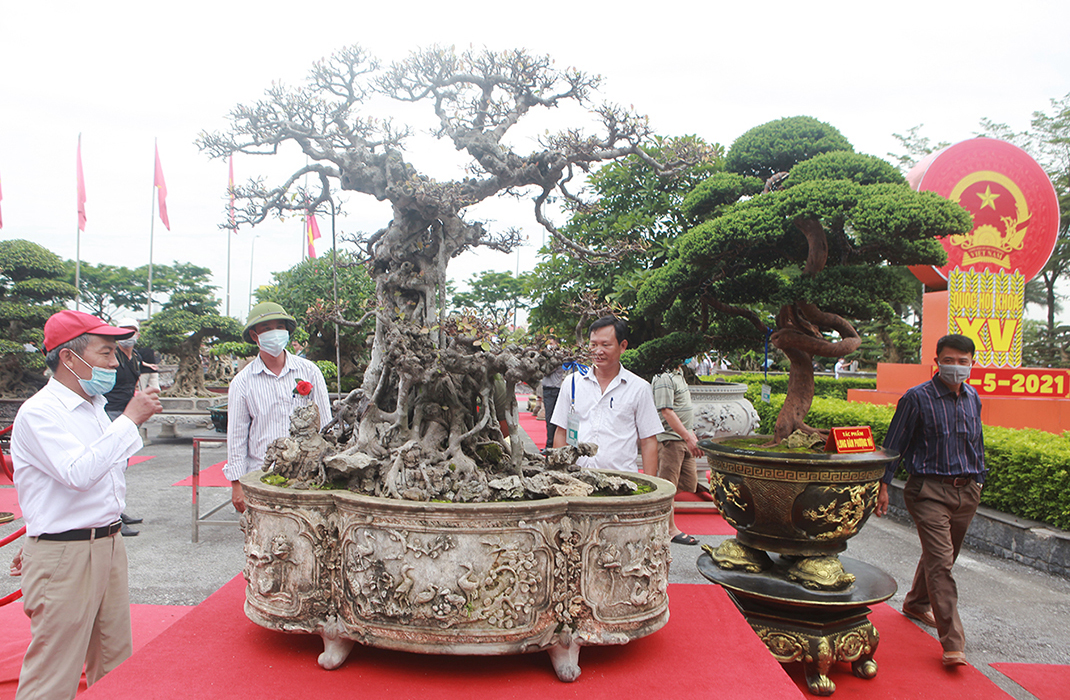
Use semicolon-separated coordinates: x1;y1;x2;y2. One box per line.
549;365;663;472
652;370;694;442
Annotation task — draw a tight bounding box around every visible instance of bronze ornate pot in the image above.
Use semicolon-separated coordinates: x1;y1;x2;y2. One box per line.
699;438;897;558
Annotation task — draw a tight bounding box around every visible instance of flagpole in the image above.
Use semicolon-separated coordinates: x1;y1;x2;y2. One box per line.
328;197;340;396
226;223;232;316
147;139;156;319
75;133;83;310
227;155;235;317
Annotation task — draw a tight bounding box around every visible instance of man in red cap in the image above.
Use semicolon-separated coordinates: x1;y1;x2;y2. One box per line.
9;309;162;699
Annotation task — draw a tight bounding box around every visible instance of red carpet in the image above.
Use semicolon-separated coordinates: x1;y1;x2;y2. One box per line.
991;663;1070;700
782;603;1011;698
173;460;229;487
0;489;20;519
674;511;736;536
0;601;192;699
80;576;804;700
128;455;155;466
517;395;549;449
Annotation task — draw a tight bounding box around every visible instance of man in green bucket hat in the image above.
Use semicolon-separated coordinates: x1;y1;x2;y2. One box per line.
225;302;332;512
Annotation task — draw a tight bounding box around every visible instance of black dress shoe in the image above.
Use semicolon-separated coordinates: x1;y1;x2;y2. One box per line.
121;524;139;537
120;513;143;525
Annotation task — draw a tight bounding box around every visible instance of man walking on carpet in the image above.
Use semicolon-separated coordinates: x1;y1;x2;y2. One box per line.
10;310;162;699
550;316;662;478
875;333;985;667
226;302;332;513
652;364;706;545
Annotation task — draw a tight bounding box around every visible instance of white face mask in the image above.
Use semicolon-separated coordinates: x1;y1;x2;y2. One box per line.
256;329;290;357
937;363;971;385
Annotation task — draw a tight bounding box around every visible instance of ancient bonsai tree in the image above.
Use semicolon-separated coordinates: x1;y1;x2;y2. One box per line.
198;45;697;501
637;117;974;444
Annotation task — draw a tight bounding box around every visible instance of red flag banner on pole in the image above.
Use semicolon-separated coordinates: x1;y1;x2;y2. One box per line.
228;154;236;232
77;136;87;231
154;143;170;230
306;211;321;259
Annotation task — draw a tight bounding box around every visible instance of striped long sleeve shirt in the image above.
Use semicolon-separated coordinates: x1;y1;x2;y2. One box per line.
881;375;986;484
224;352;332;481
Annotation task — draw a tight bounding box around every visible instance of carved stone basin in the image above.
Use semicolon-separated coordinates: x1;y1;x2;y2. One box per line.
239;469;675;681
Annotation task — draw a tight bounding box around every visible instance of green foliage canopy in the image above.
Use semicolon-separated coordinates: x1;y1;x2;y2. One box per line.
637;128;973;377
0;240;77;393
452;270;531;328
527;134;721;344
724;116;854;181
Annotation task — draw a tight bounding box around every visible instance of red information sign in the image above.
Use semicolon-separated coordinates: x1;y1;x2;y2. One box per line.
930;366;1070;398
825;426;876;454
907;138;1060;289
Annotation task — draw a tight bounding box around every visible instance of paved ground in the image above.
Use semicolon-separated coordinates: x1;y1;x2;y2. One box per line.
3;422;1069;699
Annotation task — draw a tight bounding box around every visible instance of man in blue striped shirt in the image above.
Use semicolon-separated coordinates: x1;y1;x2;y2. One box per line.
875;334;984;668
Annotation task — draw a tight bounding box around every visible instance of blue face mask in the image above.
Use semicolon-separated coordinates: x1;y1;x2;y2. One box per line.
256;329;290;357
64;351;117;396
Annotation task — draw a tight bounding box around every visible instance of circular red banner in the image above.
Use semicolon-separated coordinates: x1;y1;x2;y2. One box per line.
907;138;1060;289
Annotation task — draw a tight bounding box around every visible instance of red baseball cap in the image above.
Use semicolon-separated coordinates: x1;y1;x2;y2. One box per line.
44;310;135;352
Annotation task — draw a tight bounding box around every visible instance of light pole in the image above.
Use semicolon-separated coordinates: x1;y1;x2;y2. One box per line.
247;235;259;318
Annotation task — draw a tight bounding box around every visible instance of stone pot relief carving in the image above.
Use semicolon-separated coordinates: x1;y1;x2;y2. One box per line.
240;470;674;681
689;383;760;439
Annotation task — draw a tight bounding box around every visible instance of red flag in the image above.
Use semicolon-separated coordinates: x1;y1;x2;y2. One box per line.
228;154;236;232
77;136;87;231
154;143;170;230
306;210;321;259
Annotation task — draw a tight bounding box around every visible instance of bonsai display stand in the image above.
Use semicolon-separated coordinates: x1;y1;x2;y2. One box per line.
698;552;896;696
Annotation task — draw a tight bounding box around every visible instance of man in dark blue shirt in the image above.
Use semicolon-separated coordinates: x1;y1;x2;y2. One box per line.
875;334;984;667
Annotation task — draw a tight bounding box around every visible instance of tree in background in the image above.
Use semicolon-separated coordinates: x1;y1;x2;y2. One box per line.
0;240;78;396
139;263;242;396
256;251;375;377
637;118;973;442
887;125;951;174
451;270;532;328
527;134;721;347
62;261;148;323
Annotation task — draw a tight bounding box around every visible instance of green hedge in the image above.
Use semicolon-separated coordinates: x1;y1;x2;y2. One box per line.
707;372;876;400
735;392;1070;529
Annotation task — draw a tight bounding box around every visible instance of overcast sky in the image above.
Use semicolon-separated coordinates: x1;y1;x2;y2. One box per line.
2;0;1068;324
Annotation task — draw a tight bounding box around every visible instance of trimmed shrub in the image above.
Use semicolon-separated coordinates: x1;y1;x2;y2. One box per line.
707;372;876;401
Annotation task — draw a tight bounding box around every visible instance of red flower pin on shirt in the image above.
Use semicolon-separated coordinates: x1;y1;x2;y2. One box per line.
294;379;313;397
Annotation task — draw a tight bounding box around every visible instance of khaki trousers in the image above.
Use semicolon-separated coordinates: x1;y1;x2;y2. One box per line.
16;533;132;700
657;439;697;493
902;476;981;652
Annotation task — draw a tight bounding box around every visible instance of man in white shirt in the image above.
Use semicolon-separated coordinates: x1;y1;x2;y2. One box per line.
550;316;662;473
226;302;332;512
12;309;162;699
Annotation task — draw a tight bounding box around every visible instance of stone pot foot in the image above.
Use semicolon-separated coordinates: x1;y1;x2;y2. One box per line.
318;634;356;670
548;641;581;682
